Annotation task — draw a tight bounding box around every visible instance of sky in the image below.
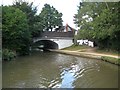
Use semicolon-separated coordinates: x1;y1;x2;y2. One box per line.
1;0;81;29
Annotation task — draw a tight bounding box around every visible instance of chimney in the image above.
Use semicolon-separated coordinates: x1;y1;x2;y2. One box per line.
66;23;68;32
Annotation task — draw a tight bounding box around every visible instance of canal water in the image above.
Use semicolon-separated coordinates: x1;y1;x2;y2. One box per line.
3;51;118;88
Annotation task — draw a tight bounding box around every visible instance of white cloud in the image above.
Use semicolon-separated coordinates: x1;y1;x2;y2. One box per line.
1;0;81;29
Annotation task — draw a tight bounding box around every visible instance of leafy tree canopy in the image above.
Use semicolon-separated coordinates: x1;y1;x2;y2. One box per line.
74;2;120;50
38;4;63;31
12;0;38;37
2;6;31;55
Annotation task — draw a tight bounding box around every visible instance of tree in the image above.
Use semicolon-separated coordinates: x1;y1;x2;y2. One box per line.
39;4;63;31
12;0;38;37
2;6;31;55
74;2;120;50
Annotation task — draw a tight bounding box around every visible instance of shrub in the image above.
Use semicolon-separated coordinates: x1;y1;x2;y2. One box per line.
2;49;16;61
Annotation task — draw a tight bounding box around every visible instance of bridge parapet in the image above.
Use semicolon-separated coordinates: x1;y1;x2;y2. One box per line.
41;31;74;38
32;31;74;49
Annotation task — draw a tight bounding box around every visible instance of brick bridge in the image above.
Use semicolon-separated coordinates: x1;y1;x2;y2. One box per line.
32;24;76;50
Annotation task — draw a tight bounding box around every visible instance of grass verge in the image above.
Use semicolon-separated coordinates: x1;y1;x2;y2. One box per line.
62;44;119;65
95;49;118;56
62;44;90;51
101;56;120;65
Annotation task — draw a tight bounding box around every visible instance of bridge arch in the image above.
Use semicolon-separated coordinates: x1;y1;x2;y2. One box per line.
32;40;59;50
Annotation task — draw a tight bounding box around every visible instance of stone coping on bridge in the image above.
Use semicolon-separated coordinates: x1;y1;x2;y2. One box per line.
33;37;74;40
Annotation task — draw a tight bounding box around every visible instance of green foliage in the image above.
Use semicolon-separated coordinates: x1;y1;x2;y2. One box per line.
62;44;89;51
2;49;16;61
38;4;63;31
2;1;64;59
74;2;120;50
2;6;31;55
12;0;38;37
101;56;120;65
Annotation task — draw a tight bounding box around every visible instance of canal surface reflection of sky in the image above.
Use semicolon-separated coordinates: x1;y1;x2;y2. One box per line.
3;51;118;88
53;63;83;88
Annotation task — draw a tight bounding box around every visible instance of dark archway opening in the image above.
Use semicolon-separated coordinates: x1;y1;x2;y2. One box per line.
32;40;59;51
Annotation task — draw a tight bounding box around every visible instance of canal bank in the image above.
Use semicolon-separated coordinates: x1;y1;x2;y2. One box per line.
50;49;120;65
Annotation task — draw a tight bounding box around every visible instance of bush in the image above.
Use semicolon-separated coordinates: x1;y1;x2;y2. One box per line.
2;49;16;61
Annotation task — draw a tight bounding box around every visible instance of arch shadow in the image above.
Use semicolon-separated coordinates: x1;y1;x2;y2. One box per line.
33;40;59;50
